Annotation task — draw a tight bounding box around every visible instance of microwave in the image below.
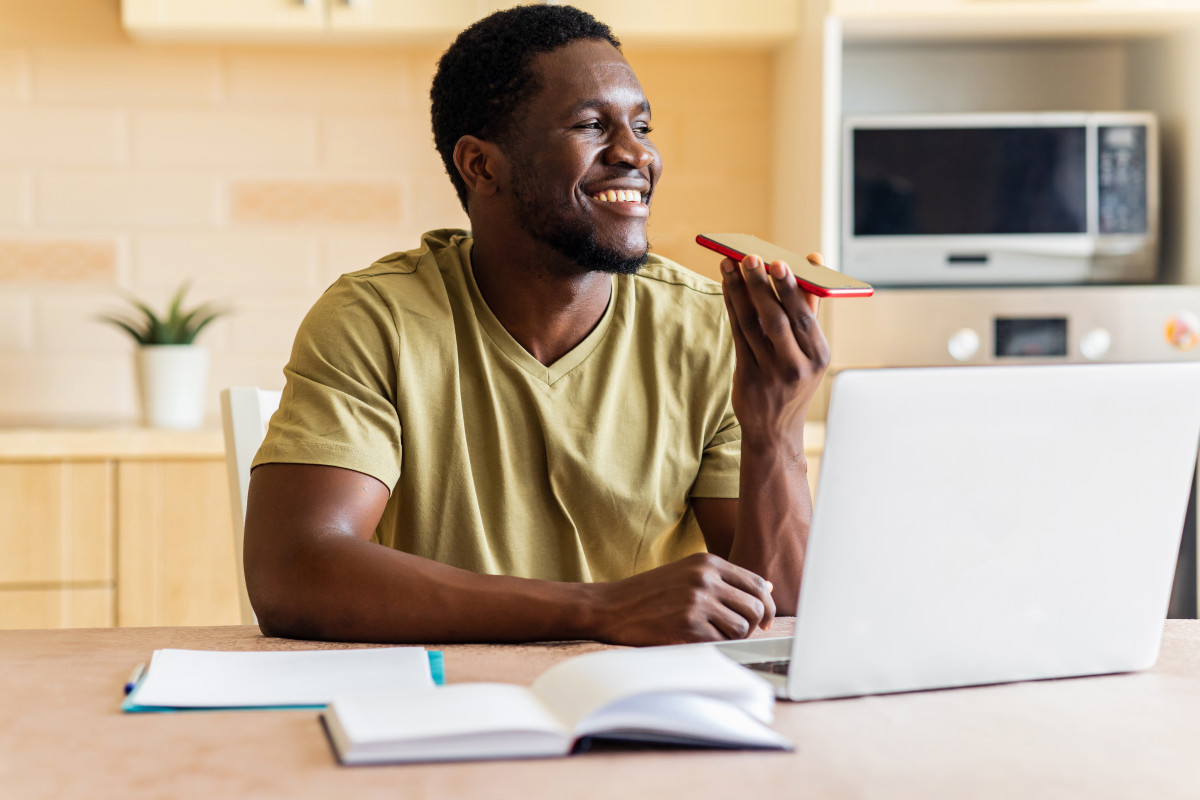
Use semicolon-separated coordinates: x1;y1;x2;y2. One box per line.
841;112;1158;286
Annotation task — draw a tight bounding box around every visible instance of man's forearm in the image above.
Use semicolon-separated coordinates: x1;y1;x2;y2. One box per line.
250;533;602;644
727;431;812;615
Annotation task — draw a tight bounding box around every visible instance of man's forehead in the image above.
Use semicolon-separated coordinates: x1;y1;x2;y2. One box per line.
529;40;646;109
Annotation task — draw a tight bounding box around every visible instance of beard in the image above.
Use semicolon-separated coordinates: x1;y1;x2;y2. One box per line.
511;173;649;276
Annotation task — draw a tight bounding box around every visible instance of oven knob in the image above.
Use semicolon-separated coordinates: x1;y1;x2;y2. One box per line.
947;328;980;362
1080;328;1111;361
1164;311;1200;352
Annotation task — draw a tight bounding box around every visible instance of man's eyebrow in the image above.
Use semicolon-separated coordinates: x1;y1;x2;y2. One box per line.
565;98;652;117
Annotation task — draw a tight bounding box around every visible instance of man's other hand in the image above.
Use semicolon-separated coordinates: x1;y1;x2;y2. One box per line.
586;553;776;646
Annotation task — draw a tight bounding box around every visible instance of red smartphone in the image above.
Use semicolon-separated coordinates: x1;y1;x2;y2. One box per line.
696;233;874;298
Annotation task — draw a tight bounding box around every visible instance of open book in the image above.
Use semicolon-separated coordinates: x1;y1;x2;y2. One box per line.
323;645;792;764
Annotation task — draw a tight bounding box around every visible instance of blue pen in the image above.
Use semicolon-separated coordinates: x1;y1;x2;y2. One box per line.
124;662;146;695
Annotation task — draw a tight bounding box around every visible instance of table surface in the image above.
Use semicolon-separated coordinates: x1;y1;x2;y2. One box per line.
3;619;1200;799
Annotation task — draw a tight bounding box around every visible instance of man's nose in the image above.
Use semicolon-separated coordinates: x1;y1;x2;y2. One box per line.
606;127;656;170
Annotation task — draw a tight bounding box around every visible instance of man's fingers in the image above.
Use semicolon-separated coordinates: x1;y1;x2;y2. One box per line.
769;260;828;365
722;255;773;368
716;563;776;631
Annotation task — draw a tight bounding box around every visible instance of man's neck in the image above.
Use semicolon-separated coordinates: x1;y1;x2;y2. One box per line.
470;234;614;368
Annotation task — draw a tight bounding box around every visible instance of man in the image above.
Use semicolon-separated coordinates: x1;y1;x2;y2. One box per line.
244;4;828;646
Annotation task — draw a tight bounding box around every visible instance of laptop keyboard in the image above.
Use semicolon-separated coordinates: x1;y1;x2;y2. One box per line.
745;659;791;676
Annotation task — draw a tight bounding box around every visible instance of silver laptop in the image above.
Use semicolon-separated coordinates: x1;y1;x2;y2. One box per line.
713;363;1200;701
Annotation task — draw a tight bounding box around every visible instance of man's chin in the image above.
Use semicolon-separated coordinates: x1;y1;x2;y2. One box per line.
547;231;649;275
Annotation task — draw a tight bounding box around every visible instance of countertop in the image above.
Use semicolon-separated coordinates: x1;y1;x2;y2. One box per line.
0;422;826;461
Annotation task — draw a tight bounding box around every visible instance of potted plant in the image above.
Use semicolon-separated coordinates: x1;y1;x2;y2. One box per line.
99;283;228;429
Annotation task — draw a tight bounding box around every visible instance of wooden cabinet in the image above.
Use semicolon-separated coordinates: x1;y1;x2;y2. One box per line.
117;459;240;628
122;0;797;44
122;0;326;35
0;430;239;630
569;0;799;44
0;461;115;628
122;0;507;40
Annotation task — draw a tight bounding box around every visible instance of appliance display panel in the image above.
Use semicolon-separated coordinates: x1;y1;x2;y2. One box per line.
853;126;1088;237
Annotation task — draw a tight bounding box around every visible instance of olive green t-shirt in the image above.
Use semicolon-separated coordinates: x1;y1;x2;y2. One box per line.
253;228;741;582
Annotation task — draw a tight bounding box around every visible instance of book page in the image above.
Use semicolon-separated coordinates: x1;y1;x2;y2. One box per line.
573;692;791;750
531;646;775;732
326;683;572;764
126;647;433;709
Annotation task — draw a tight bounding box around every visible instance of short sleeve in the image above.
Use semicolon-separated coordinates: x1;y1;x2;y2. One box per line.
252;275;404;491
689;400;741;498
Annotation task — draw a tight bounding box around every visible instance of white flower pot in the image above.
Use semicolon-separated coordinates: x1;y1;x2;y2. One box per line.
136;345;210;429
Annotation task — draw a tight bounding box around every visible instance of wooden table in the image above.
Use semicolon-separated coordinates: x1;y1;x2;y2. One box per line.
3;620;1200;799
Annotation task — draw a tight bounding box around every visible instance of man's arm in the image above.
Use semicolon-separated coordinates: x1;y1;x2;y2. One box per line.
244;462;775;645
693;253;830;616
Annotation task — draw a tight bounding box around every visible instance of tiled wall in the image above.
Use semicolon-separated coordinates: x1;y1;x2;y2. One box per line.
0;6;772;426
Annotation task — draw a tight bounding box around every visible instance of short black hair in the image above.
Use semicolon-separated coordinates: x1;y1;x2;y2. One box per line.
430;4;621;212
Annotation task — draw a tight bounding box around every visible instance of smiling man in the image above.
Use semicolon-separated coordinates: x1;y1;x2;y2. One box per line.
243;5;829;645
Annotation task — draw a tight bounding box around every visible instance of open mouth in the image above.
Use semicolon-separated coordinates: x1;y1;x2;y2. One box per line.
590;189;648;205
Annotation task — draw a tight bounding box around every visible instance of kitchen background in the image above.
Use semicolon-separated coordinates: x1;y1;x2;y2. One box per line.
0;0;774;426
6;0;1200;629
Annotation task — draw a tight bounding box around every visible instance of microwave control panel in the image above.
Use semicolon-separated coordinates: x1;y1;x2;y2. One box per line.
1098;124;1148;235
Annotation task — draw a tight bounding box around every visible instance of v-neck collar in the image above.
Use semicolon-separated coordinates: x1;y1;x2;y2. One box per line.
461;239;617;386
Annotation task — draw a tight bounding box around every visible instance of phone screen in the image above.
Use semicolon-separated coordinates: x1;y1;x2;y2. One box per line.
696;234;874;298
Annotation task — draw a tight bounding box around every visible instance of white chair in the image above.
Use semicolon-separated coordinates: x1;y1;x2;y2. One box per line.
220;387;282;625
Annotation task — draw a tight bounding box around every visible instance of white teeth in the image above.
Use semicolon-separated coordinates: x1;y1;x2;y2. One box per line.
592;189;645;203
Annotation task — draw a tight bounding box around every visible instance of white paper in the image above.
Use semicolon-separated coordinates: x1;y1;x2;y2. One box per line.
127;647;433;709
530;645;776;731
326;683;571;764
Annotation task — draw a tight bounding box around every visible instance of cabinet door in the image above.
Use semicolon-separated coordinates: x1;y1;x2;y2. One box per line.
570;0;799;43
117;459;241;627
328;0;492;34
123;0;327;34
0;589;114;629
0;461;115;629
0;462;113;585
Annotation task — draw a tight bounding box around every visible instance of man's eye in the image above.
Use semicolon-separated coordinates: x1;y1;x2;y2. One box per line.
576;121;603;130
635;125;653;137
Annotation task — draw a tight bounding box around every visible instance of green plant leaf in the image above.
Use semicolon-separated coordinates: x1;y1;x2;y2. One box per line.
97;282;230;345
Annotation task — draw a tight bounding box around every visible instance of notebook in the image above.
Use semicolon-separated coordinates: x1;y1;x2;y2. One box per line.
123;647;443;712
710;363;1200;701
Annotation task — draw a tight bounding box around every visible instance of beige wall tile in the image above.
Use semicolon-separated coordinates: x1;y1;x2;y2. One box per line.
674;112;772;178
133;233;320;292
0;237;117;283
0;172;30;226
32;48;221;105
38;172;218;227
0;108;125;166
34;291;134;353
225;293;321;359
225;50;416;109
411;174;469;236
321;234;412;286
209;354;291;399
133;110;318;168
626;49;772;115
230;179;402;225
321;112;441;171
0;293;32;351
0;50;29;102
0;353;136;424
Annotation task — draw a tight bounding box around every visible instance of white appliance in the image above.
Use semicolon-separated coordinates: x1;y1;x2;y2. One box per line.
842;112;1158;286
827;286;1200;617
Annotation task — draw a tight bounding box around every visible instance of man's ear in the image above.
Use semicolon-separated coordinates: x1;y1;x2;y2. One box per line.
453;136;504;199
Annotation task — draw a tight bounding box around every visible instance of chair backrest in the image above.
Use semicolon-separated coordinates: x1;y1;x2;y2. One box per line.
220;387;282;625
